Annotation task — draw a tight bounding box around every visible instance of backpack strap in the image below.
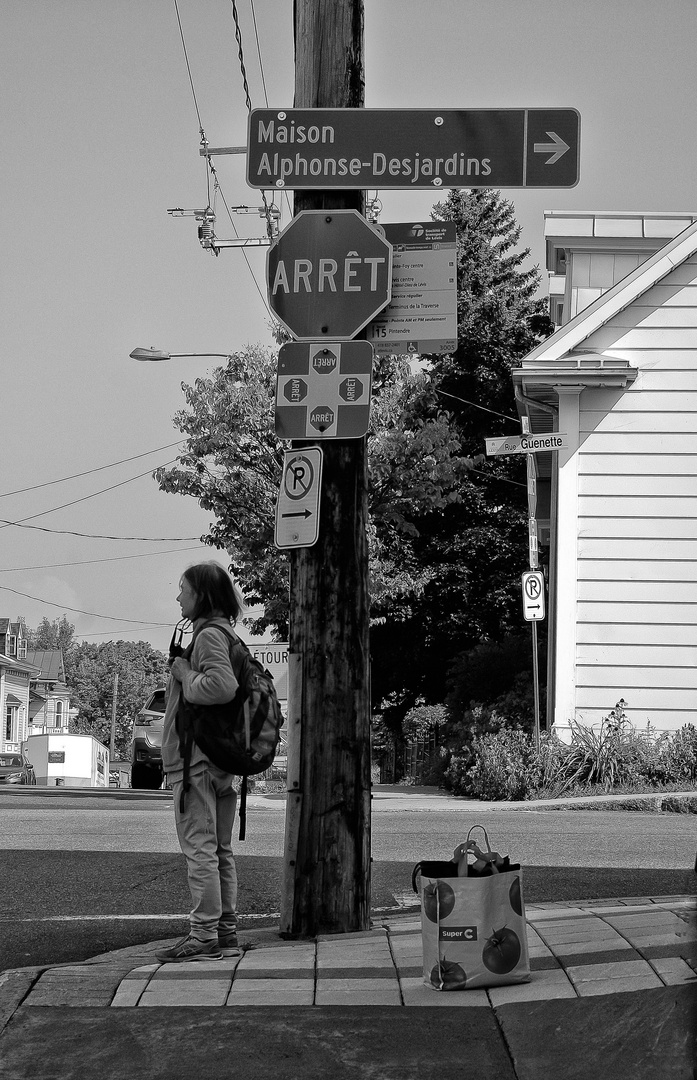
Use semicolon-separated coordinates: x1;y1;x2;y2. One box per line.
238;776;248;842
176;635;197;814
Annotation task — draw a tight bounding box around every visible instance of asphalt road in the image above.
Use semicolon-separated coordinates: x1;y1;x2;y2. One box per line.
1;791;695;972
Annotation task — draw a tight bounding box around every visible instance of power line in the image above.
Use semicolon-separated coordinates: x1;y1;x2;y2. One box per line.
172;1;272;310
0;441;184;500
249;0;269;106
0;546;204;573
436;388;519;423
229;0;274;241
77;627;174;640
174;0;205;135
0;461;177;532
0;520;201;541
0;585;172;626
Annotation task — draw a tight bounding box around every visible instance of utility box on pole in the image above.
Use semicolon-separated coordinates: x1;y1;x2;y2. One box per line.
279;0;372;938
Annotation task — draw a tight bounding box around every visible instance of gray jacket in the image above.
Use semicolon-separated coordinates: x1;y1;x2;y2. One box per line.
161;617;239;782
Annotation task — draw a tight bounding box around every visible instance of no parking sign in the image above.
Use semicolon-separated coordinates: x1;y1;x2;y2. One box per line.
274;447;323;549
521;570;545;621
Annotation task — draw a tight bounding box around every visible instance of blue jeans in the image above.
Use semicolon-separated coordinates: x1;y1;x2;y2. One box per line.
172;763;238;941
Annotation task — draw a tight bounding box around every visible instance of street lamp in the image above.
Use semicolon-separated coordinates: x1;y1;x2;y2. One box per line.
129;348;231;362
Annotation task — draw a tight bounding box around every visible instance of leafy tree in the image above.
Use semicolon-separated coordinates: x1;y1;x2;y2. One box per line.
26;615;75;651
371;189;552;728
155;348;473;637
64;641;168;758
154;189;552;738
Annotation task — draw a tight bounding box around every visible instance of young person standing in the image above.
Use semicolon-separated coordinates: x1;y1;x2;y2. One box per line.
156;561;243;963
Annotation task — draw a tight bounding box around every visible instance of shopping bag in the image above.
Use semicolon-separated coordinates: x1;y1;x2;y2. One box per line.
414;825;530;991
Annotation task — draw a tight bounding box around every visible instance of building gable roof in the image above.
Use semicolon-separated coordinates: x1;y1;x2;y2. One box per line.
24;649;65;683
0;654;39;675
522;218;697;365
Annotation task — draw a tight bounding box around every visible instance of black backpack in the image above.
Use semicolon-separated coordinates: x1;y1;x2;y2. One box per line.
176;621;284;839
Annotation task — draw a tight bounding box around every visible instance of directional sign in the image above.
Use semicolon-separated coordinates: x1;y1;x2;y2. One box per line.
485;433;569;456
275;341;373;439
367;221;457;355
275;448;323;549
266;210;392;340
248;108;580;189
522;570;545;622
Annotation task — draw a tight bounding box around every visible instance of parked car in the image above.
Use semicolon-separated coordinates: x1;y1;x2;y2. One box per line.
0;751;36;786
130;687;165;789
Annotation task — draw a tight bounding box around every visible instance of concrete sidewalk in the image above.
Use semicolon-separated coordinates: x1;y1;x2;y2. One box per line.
2;894;696;1079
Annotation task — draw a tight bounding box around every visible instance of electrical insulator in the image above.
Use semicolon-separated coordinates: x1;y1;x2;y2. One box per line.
197;209;216;243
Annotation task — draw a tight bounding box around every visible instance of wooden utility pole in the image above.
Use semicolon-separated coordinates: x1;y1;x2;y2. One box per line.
280;0;371;937
110;671;118;759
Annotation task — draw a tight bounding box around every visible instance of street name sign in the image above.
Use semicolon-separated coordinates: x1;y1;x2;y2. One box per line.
367;221;457;355
275;448;323;549
485;433;569;456
275;340;373;439
266;210;392;340
248;108;580;190
522;570;545;622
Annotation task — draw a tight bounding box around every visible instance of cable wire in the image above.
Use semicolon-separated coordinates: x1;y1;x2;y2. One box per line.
229;0;274;240
172;1;271;309
0;462;177;532
0;585;172;626
0;547;204;573
436;388;519;423
0;520;201;541
249;0;269;106
0;442;184;500
174;0;204;135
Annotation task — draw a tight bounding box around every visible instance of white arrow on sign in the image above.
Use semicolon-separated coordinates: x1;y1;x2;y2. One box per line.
275;448;323;550
533;131;570;165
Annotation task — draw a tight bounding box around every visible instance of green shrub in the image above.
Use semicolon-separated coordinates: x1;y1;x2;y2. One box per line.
439;702;697;802
454;726;535;801
560;701;637;792
658;724;697;782
529;732;572;797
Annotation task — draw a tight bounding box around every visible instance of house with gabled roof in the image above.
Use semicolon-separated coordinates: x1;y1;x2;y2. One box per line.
0;617;73;750
1;658;33;753
513;216;697;738
24;649;72;735
0;617;28;662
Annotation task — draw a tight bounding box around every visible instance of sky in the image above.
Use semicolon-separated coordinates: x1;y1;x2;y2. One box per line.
2;0;697;655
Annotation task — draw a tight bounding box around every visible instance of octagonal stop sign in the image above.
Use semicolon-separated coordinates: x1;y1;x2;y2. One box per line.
267;209;392;340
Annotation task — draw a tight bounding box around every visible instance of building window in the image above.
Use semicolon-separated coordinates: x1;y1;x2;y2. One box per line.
55;701;64;727
18;640;27;659
5;705;18;742
6;636;16;657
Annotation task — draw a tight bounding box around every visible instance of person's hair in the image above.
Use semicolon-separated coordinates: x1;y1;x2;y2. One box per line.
181;562;242;623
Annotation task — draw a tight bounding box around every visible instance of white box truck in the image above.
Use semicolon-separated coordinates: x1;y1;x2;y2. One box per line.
23;734;109;788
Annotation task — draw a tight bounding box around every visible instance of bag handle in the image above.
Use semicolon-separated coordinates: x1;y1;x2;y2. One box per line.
453;825;499;877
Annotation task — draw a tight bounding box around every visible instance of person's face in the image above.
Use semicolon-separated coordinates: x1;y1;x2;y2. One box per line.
177;577;198;621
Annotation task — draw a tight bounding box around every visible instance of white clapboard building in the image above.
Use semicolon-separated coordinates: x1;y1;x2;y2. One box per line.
514;212;697;737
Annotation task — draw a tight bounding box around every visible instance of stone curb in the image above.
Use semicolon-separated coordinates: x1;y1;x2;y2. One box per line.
0;968;45;1035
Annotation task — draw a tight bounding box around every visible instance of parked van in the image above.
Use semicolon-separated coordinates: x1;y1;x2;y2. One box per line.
23;734;109;787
